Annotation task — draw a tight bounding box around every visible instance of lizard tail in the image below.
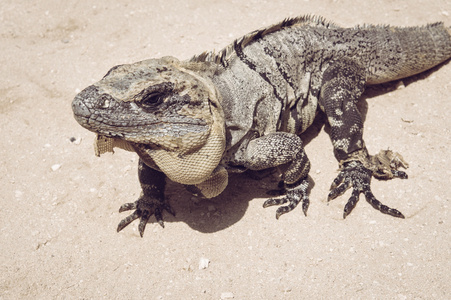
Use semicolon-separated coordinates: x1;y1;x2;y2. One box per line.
366;23;451;84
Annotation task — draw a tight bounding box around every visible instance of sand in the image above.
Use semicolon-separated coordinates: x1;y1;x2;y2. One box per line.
1;0;450;298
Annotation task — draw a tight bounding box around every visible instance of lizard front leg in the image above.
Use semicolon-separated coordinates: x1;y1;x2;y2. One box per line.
117;159;175;237
241;132;311;218
320;58;407;218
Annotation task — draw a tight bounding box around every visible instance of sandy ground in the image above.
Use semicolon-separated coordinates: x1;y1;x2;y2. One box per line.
1;0;451;299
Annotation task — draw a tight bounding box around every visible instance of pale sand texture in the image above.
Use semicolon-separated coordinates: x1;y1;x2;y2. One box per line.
1;0;450;298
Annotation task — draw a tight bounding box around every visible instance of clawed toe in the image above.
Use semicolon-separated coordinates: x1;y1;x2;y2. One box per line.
328;161;405;219
263;178;309;219
117;197;175;237
117;208;141;233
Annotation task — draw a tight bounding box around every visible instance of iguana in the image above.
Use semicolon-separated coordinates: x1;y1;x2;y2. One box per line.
72;15;451;237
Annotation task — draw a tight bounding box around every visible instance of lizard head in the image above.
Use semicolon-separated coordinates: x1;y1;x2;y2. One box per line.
72;56;224;153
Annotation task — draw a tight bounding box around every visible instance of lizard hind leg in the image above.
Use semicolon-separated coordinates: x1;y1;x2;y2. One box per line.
320;59;407;219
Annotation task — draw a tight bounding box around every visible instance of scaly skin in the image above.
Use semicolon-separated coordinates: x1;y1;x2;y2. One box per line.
72;15;451;236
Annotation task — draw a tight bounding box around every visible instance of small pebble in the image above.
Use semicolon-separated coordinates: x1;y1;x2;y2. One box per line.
198;257;209;269
221;292;234;299
51;164;62;171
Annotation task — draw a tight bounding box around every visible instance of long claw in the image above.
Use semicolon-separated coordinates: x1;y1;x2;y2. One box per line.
263;178;309;219
117;209;141;233
154;208;165;228
364;190;405;218
263;198;288;208
343;190;360;219
329;160;405;219
328;176;351;201
137;210;151;237
117;195;174;235
119;202;137;213
330;171;345;190
391;170;408;179
301;195;309;216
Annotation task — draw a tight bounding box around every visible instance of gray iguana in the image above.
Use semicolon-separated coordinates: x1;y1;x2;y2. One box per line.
72;16;451;237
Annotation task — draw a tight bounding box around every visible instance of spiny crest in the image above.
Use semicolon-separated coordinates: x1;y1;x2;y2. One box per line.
353;21;445;31
190;15;339;66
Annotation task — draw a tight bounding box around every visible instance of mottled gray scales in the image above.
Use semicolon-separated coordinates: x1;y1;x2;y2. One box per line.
72;15;451;236
320;58;366;160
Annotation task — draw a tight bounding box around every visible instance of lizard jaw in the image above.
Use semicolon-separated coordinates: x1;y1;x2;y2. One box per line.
72;85;210;148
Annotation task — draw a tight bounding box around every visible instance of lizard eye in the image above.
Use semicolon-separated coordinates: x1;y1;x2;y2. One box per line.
141;92;164;108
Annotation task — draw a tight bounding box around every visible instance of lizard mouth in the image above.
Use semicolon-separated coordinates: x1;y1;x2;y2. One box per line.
72;85;210;144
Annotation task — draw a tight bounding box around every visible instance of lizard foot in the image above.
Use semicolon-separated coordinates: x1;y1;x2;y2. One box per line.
263;178;309;219
328;161;405;219
117;194;175;237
